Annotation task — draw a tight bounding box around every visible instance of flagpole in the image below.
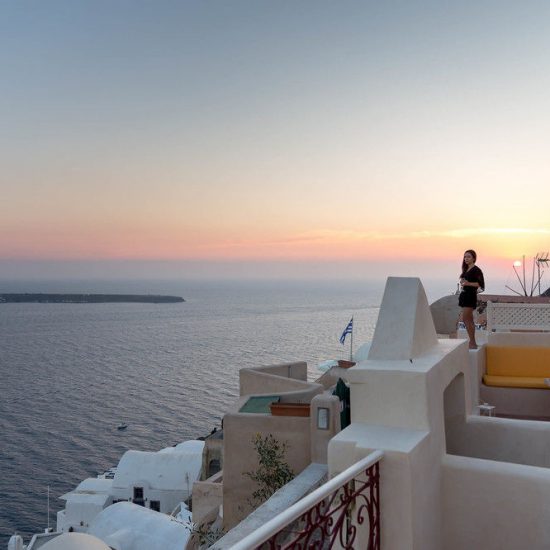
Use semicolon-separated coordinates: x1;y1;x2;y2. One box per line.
47;485;50;531
350;317;353;361
339;317;353;358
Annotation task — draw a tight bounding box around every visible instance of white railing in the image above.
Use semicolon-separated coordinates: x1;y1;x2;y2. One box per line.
486;302;550;332
227;449;383;550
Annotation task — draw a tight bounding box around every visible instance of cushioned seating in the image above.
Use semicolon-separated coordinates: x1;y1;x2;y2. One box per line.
483;346;550;388
483;375;549;389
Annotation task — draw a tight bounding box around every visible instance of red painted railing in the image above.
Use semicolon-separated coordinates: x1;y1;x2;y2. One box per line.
229;450;382;550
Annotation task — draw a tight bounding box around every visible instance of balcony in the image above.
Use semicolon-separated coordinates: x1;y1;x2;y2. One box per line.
212;450;382;549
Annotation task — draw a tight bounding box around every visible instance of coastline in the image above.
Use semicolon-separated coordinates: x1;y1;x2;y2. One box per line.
0;294;185;304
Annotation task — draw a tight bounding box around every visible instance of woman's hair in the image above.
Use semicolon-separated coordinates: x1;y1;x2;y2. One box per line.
461;249;477;273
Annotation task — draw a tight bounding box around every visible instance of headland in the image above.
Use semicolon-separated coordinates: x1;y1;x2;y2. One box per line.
0;294;185;304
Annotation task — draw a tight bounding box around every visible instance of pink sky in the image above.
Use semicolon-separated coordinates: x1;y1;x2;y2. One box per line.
2;3;550;286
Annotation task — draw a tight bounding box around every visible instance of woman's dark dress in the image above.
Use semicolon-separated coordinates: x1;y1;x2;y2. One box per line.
459;265;485;308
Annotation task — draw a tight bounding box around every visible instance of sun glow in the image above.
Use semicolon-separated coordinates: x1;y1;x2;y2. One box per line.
3;224;549;265
2;2;550;283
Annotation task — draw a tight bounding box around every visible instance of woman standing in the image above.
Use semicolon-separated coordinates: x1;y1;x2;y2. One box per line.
459;249;485;349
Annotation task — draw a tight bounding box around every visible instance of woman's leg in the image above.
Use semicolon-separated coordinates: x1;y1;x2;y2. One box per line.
462;307;477;348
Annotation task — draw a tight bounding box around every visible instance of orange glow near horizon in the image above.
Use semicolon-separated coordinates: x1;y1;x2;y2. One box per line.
3;225;549;269
3;3;550;282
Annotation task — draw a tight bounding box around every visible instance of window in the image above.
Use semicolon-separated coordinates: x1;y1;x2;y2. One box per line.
317;407;330;430
150;500;160;512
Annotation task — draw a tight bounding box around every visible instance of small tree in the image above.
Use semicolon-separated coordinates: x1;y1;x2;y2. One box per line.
190;523;225;549
245;433;294;508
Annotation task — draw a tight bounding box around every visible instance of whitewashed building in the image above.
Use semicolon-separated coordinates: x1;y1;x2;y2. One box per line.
110;440;204;514
52;439;203;538
57;478;113;533
216;277;550;550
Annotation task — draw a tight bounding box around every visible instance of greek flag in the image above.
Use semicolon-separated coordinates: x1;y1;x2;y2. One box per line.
339;317;353;344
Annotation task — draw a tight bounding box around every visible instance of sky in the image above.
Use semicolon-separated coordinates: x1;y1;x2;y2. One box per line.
1;1;550;290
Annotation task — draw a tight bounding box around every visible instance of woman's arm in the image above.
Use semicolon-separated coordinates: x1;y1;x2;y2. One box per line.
478;269;485;291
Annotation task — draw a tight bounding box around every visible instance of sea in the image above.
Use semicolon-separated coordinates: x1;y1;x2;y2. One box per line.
0;277;453;546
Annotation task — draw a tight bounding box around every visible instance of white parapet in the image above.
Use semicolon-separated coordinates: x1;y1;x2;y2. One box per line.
368;277;438;361
329;277;469;550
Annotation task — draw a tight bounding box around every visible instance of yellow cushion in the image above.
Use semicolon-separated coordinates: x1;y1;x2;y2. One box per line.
486;346;550;378
483;375;550;389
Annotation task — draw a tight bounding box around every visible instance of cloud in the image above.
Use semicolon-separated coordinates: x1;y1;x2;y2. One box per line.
264;227;550;246
438;228;550;238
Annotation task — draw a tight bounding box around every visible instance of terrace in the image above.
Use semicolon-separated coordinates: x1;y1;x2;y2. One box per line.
207;277;550;550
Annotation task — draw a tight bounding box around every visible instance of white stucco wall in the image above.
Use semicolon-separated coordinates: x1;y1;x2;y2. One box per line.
57;478;113;533
487;332;550;347
467;346;485;412
443;454;550;550
331;345;469;550
222;413;311;529
329;278;472;550
330;424;432;550
327;277;550;550
446;415;550;468
57;496;111;533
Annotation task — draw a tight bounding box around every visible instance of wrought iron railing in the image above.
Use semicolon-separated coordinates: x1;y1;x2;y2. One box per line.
228;450;382;550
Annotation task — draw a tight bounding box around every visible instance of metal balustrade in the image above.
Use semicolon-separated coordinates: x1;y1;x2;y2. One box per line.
227;450;382;550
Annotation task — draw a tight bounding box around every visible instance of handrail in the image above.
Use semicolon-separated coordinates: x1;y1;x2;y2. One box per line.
227;449;383;550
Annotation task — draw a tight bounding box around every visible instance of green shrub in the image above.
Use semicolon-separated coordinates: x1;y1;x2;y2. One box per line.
245;433;294;507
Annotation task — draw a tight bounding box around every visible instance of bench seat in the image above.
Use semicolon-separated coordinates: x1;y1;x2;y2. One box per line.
483;375;549;389
482;346;550;389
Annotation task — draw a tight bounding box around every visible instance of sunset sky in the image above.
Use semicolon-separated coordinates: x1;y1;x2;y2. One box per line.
2;1;550;288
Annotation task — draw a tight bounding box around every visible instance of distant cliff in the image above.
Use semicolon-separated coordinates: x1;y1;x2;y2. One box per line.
0;294;185;304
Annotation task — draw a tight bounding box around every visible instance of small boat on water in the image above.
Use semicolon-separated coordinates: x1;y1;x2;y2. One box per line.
117;424;128;430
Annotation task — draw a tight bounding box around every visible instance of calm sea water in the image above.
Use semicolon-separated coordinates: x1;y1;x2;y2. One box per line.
0;277;452;545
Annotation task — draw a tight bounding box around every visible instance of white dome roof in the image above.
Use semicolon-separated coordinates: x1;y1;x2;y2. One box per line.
173;439;205;453
159;439;205;454
41;533;110;550
113;444;203;491
90;501;192;550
